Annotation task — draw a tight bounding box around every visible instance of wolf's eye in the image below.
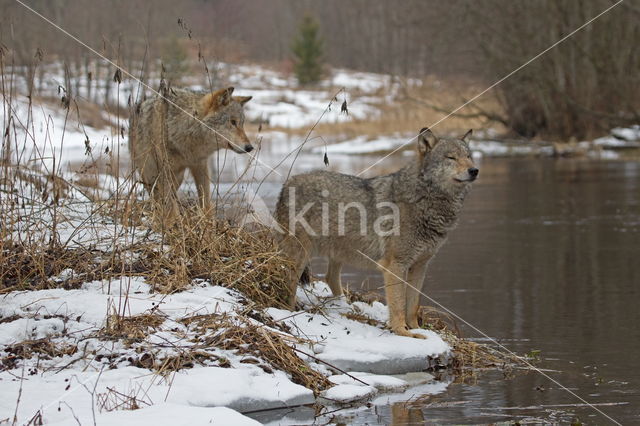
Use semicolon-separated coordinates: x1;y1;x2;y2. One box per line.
231;119;238;126
446;156;456;160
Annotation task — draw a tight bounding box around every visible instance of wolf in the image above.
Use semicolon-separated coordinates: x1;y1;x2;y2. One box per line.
275;128;477;338
129;86;253;215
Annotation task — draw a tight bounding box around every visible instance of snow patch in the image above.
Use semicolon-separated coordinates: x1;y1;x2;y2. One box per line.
321;384;377;403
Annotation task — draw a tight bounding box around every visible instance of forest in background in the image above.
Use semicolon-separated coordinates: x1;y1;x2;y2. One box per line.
1;0;639;139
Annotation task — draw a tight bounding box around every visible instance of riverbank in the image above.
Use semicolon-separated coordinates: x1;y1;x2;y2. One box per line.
0;165;513;424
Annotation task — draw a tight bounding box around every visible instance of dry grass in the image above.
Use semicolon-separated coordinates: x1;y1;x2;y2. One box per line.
193;315;331;395
2;339;77;371
124;207;293;307
1;189;291;310
417;306;520;381
0;241;94;293
101;313;165;342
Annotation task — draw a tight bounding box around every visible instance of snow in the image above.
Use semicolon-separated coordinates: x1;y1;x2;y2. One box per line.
0;270;451;424
309;135;563;158
611;125;640;141
0;368;266;425
0;259;452;422
0;317;65;345
593;135;640;148
589;125;640;149
312;135;408;155
80;404;262;426
331;69;390;93
163;368;314;411
2;96;120;172
267;282;451;375
328;372;408;391
321;384;377;403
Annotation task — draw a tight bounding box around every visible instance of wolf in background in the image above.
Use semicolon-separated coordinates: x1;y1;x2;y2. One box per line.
275;128;478;338
129;87;253;216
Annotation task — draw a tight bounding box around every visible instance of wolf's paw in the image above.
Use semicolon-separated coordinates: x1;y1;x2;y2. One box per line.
408;331;427;339
406;320;420;329
394;326;427;339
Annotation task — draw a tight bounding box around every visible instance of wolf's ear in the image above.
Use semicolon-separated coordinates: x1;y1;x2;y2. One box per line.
219;87;234;106
417;127;438;155
234;95;252;105
461;129;473;142
201;87;235;113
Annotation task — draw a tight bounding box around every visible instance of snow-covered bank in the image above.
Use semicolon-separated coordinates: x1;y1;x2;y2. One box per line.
0;164;452;425
0;275;451;424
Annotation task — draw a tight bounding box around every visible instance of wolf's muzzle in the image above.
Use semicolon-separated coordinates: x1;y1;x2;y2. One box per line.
244;144;254;153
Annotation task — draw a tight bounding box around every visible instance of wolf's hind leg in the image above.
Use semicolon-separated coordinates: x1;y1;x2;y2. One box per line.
279;233;311;310
149;167;182;224
325;259;343;297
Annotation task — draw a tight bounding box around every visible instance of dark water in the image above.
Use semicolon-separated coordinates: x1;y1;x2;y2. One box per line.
220;150;640;424
330;157;640;425
419;157;640;425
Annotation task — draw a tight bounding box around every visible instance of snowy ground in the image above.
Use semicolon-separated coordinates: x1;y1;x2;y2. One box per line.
0;269;451;424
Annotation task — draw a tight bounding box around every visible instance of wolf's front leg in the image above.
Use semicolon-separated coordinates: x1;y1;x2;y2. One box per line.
406;259;429;329
190;162;212;211
381;262;426;339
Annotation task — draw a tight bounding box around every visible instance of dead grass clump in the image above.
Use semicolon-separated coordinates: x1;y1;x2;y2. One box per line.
418;306;460;335
448;337;508;381
101;313;165;342
2;339;77;370
1;165;71;202
0;241;93;293
199;316;330;395
417;306;520;380
152;351;229;374
137;208;293;308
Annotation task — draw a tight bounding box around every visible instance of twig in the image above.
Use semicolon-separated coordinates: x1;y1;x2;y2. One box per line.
291;347;370;387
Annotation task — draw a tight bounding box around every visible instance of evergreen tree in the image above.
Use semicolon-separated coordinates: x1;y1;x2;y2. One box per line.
292;15;324;86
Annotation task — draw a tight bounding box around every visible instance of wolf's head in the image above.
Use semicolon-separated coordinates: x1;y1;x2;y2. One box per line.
416;128;478;194
199;87;254;153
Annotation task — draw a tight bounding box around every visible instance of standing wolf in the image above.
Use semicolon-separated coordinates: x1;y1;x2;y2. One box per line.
129;87;254;215
275;128;478;338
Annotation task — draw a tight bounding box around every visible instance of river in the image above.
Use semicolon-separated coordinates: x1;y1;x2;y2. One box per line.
215;144;639;424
